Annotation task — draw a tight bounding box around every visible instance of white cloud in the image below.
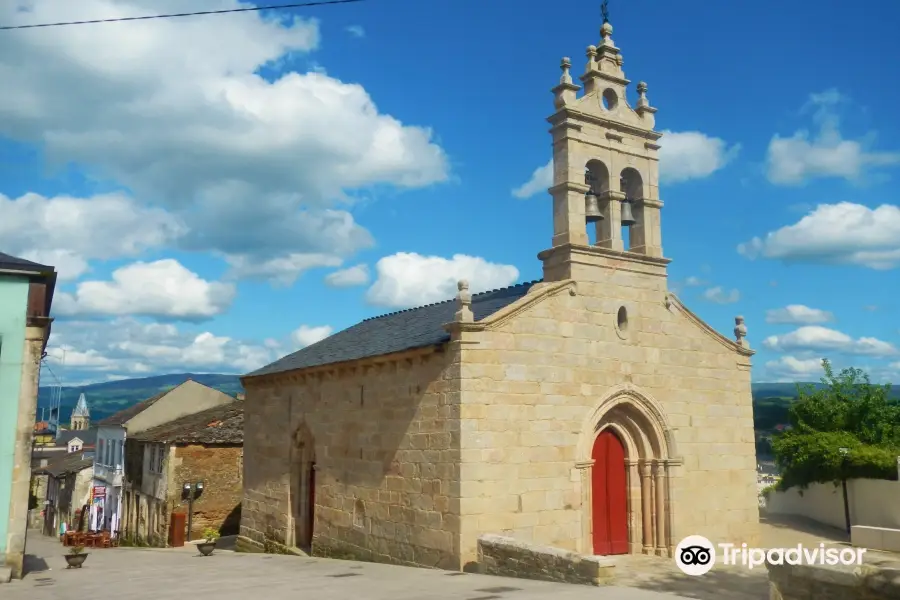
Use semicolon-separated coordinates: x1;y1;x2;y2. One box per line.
366;252;520;309
763;326;897;357
43;317;278;378
291;325;333;349
226;252;344;287
765;305;835;325
0;192;185;281
54;259;235;319
512;160;553;199
325;264;369;287
345;25;365;38
702;286;740;304
512;129;738;199
0;0;448;283
738;202;900;269
658;130;740;183
766;90;900;185
763;356;827;382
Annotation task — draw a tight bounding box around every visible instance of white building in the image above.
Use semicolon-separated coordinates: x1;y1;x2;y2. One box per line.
90;380;239;535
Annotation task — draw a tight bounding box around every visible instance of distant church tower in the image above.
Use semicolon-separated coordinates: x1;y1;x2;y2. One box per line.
70;393;90;430
541;12;666;286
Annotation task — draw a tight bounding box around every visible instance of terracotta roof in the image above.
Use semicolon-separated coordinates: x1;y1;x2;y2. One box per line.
33;452;93;478
96;390;170;427
246;281;540;377
132;401;243;445
34;421;50;433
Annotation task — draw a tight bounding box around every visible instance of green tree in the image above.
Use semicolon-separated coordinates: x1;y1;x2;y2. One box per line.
772;359;900;490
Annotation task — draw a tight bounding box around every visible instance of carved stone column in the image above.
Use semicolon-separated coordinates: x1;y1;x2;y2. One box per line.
626;460;641;552
640;461;652;554
654;461;667;556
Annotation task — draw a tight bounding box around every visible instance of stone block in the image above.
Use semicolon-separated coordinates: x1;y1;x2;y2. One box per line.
0;566;10;584
476;534;614;586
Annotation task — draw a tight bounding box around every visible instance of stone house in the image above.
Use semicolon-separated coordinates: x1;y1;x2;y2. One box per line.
238;16;760;570
125;402;244;544
29;429;97;529
93;379;237;535
33;452;94;537
0;251;55;579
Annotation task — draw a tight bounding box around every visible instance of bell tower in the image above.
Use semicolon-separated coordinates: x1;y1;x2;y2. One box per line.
539;9;669;285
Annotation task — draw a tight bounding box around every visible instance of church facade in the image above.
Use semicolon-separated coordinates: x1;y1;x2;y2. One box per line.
238;17;760;570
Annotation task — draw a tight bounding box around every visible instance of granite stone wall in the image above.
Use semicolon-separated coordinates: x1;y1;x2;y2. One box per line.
477;534;614;586
768;561;900;600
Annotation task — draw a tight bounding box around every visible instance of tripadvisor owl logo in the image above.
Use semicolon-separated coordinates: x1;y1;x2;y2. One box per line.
675;535;716;576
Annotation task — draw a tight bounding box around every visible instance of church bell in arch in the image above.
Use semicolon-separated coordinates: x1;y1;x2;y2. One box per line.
584;170;604;223
619;175;637;226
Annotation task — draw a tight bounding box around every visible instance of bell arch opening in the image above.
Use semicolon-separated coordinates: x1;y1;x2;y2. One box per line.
585;159;611;245
619;167;644;251
579;387;677;557
290;422;316;552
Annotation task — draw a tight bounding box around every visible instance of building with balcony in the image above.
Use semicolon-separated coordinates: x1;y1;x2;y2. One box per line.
91;380;237;536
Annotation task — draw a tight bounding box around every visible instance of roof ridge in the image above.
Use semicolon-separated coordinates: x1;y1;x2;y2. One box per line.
360;279;542;323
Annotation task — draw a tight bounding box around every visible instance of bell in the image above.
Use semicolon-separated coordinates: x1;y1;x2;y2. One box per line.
585;191;603;223
620;199;637;226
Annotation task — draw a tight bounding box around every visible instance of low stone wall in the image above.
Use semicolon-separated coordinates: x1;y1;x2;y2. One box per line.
477;534;614;586
768;561;900;599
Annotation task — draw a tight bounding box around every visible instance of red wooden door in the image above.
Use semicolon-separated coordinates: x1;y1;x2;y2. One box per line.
591;430;629;555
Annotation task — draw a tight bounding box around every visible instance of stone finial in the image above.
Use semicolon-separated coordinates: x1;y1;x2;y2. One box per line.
734;316;749;348
585;45;598;73
600;21;613;44
636;81;649;108
559;57;573;85
454;279;474;323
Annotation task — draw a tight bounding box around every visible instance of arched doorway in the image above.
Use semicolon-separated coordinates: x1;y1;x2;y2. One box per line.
591;429;629;555
290;423;316;551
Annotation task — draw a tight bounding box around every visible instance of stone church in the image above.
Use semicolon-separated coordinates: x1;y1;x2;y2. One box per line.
239;16;760;569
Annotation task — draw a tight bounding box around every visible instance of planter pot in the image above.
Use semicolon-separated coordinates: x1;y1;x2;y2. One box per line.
197;542;216;556
64;553;88;569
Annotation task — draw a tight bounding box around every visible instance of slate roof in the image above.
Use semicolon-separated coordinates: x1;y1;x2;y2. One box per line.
0;252;53;273
132;401;244;445
96;390;169;427
247;281;540;378
56;428;98;448
33;452;93;478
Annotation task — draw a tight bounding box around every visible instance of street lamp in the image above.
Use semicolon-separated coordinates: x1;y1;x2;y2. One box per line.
838;448;851;536
182;481;204;541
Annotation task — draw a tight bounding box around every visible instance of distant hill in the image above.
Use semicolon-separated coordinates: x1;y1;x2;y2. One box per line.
38;373;243;424
38;374;896;431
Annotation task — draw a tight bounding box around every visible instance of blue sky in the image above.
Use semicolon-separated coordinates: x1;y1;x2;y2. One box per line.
2;0;898;386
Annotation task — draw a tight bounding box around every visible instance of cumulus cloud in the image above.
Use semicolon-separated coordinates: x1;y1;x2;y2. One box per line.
0;192;185;281
43;317;277;377
511;129;738;199
702;286;740;304
366;252;520;309
325;264;370;287
0;0;447;283
763;326;897;357
765;305;835;325
225;253;344;288
291;325;333;349
737;202;900;269
766;90;900;185
54;259;235;320
657;130;740;183
512;160;553;199
763;356;827;382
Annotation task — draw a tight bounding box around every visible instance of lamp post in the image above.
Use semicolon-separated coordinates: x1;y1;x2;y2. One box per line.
838;447;851;536
182;481;204;541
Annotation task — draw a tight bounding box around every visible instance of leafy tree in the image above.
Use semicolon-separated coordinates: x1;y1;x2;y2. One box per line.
772;359;900;490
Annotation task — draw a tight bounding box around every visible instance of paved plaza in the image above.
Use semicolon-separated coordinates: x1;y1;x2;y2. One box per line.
7;517;895;600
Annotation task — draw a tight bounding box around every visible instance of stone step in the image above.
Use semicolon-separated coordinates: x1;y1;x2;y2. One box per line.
0;566;11;583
